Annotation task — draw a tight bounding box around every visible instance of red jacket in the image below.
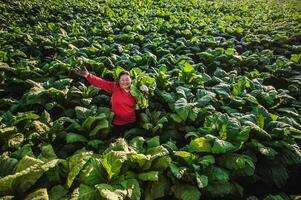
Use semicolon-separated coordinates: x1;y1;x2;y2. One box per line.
86;74;136;125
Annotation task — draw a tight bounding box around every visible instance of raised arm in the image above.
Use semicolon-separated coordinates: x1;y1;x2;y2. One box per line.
74;66;116;93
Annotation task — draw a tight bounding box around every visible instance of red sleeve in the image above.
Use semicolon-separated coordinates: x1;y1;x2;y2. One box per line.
86;73;116;93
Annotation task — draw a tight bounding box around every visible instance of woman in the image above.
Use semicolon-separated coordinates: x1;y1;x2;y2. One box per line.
74;66;137;138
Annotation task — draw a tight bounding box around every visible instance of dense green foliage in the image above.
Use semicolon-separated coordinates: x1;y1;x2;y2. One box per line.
0;0;301;199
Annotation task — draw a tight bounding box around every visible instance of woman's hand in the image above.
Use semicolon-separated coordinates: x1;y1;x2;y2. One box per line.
74;66;89;78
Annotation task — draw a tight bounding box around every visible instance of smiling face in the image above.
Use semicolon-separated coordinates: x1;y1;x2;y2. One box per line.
119;74;132;91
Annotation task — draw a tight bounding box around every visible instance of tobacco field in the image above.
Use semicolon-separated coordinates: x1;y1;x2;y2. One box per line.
0;0;301;199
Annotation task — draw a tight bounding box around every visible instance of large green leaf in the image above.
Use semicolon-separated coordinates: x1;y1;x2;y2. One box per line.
67;151;93;188
251;139;278;159
174;98;191;121
144;175;170;200
38;144;57;161
198;155;216;168
24;188;48;200
251;106;271;129
79;157;106;186
205;166;229;183
0;157;18;178
138;171;159;181
205;182;235;198
15;156;43;172
48;185;68;200
119;179;141;200
100;151;127;181
271;165;288;188
77;184;100;200
82;114;107;130
195;172;208;189
0;127;17;140
95;184;126;200
130;153;151;169
218;154;255;176
211;139;236;154
103;138;131;154
169;163;188;180
66;133;88;144
171;184;201;200
0;158;61;196
187;137;212;153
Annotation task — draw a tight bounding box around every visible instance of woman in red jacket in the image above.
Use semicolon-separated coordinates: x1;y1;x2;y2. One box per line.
74;66;137;138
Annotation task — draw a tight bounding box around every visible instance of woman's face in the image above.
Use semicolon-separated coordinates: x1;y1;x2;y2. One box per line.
119;74;132;90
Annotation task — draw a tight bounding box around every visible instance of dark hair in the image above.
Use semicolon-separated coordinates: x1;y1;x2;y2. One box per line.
117;70;131;80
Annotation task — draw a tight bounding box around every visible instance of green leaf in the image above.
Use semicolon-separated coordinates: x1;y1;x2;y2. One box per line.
67;152;93;188
170;113;183;123
119;179;141;200
146;136;160;148
0;127;17;140
205;182;234;198
56;117;82;131
244;121;272;140
142;123;153;130
0;158;61;196
82;114;106;130
24;188;48;200
183;62;194;72
195;172;208;189
89;120;109;136
79;157;106;186
148;146;169;160
225;48;236;56
130;68;156;109
197;95;213;106
187;137;212;153
103;138;131;153
251;106;271;129
251;139;278;159
78;184;100;200
206;166;229;183
271;165;288;188
171;184;201;200
151;156;172;171
0;195;14;200
138;171;159;181
47;23;57;31
101;151;127;181
174;98;191;121
244;94;259;104
75;107;93;122
290;54;300;63
198;155;215;168
174;151;197;164
70;187;80;200
15;156;43;172
32;121;49;134
0;157;18;178
95;184;126;200
218;154;255;176
49;185;68;200
169;163;187;180
11;144;35;159
66;133;88;144
211;139;235;154
144;174;170;200
236;27;244;34
130;153;150;168
38;144;57;161
8;133;24;148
